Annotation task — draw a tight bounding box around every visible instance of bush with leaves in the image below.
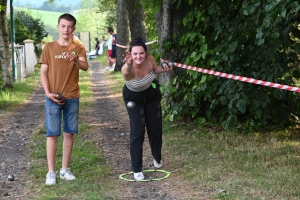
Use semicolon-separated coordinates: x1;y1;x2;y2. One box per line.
162;0;300;131
7;10;48;45
96;0;117;28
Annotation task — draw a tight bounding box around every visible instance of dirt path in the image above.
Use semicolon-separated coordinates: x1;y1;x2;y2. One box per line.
0;61;197;199
0;85;45;198
87;62;194;199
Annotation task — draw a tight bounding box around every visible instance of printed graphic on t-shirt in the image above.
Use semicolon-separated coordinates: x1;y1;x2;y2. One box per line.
55;52;76;59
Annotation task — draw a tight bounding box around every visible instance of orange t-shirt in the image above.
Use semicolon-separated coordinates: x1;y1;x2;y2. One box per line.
40;41;87;99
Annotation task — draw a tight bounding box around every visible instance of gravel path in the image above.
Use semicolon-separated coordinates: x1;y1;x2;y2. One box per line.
87;62;191;199
0;61;199;199
0;85;45;198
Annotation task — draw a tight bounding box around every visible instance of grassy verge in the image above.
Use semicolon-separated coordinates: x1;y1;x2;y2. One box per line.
28;126;116;199
102;67;300;199
0;69;41;111
163;124;300;199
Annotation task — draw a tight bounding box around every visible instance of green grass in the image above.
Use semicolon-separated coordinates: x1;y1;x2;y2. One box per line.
28;127;117;199
162;124;300;199
0;68;40;111
105;70;125;96
2;59;300;199
100;66;300;199
93;53;125;95
27;127;115;200
25;66;120;199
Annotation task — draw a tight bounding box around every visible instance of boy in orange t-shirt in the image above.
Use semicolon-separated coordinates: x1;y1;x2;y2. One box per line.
40;13;88;185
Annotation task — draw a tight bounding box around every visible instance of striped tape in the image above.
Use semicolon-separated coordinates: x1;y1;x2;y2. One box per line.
162;59;300;93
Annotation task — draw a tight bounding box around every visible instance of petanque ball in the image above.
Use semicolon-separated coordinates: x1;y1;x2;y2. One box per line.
127;101;135;109
8;175;14;181
168;62;174;67
54;92;63;100
54;92;66;102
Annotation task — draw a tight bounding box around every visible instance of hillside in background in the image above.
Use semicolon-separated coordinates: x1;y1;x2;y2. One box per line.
20;8;78;29
10;0;82;8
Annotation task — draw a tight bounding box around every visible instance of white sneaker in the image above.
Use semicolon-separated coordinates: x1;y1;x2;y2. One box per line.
105;67;111;71
60;168;76;180
45;171;56;185
154;159;163;168
109;67;114;71
133;172;145;181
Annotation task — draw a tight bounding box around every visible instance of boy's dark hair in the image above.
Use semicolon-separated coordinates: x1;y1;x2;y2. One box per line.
129;36;147;52
58;13;77;26
107;27;114;32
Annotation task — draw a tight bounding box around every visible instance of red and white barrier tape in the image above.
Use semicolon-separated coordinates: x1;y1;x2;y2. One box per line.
162;59;300;93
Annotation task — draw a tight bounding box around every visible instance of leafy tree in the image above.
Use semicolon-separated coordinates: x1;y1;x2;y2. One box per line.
115;0;148;71
96;0;117;27
9;10;48;44
155;0;300;130
11;17;32;44
38;1;54;11
75;0;106;50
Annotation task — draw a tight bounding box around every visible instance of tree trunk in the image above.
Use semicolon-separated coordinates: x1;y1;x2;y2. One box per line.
127;0;147;41
116;0;148;71
155;0;189;104
156;0;174;87
0;0;13;88
157;0;172;59
115;0;129;71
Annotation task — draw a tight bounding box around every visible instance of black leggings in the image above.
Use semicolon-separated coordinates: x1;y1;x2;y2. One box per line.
122;80;162;172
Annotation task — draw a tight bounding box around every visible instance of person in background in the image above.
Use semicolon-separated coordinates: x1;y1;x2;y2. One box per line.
99;36;107;55
40;13;89;185
121;36;174;181
105;27;116;71
95;37;100;56
102;36;107;50
109;32;117;71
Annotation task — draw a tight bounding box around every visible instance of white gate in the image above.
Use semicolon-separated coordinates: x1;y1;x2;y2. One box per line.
15;45;25;80
10;44;25;80
9;44;25;80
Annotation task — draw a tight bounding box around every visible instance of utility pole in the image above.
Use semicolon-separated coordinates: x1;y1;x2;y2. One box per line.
10;0;15;80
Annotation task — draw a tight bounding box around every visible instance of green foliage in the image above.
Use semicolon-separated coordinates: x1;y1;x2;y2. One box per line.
96;0;117;28
76;0;106;40
140;0;162;42
19;8;78;37
0;69;40;110
164;0;300;130
7;10;48;44
0;2;4;12
13;17;32;43
163;123;300;199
